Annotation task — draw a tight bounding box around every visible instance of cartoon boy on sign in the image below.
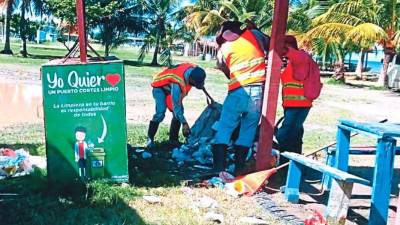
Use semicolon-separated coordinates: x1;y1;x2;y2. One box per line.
74;126;88;178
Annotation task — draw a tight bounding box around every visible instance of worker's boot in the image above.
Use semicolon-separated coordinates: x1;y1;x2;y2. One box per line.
147;121;160;148
234;145;249;176
212;144;228;173
169;118;181;147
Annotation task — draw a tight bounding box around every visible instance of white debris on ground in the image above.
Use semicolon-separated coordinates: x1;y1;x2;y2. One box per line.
204;212;224;223
196;196;219;209
239;216;268;224
143;195;162;204
0;148;46;179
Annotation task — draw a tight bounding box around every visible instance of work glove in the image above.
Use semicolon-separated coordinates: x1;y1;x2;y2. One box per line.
182;123;191;137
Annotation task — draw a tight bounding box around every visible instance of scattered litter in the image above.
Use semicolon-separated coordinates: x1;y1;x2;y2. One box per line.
136;149;145;153
224;182;241;197
29;156;46;169
143;195;161;204
226;164;235;174
219;171;235;183
204;212;224;223
180;187;194;195
239;217;268;224
172;148;192;162
121;182;130;188
193;165;212;170
141;151;152;159
304;210;327;225
206;177;225;189
197;196;219;209
0;148;45;179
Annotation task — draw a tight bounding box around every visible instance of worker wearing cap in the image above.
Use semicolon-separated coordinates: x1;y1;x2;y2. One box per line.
213;21;269;175
276;35;313;162
147;63;206;147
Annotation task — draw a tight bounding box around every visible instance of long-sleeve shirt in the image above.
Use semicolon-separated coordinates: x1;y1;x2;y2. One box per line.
169;68;193;124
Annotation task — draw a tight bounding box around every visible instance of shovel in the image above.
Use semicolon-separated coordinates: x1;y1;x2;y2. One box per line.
232;118;388;196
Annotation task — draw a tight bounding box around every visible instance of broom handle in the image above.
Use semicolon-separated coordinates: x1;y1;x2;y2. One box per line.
275;118;388;171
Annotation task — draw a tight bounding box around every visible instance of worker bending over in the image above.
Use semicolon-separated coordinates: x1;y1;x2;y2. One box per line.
147;63;206;147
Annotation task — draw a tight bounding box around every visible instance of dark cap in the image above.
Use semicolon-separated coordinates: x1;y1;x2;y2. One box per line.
189;67;206;89
216;21;245;47
285;35;298;50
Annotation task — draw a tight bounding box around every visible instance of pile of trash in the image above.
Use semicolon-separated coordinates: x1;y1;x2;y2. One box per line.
0;148;46;179
171;139;255;174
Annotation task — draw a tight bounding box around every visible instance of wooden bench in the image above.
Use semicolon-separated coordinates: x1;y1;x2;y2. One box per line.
322;146;400;190
281;152;370;225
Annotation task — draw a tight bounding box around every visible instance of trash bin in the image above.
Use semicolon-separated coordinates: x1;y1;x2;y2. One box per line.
88;148;106;179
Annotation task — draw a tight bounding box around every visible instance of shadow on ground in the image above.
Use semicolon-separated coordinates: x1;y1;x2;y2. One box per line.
265;165;399;225
0;162;150;225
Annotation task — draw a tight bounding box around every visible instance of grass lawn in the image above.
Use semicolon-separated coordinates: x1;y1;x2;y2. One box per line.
1;41;399;224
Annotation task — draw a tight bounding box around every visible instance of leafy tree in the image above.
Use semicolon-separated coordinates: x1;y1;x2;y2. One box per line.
47;0;142;57
185;0;273;37
0;0;16;54
137;0;183;65
19;0;45;57
302;0;398;86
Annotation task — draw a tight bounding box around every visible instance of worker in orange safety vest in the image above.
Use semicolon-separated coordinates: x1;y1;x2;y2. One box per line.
147;63;206;148
213;21;270;175
276;35;313;163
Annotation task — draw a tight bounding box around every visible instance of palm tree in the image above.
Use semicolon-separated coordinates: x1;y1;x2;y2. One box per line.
302;0;397;86
19;0;44;57
305;0;387;81
185;0;273;37
137;0;180;65
93;1;142;57
0;0;16;54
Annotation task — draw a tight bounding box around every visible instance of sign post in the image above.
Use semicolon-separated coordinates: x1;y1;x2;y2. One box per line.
257;0;289;170
42;60;129;184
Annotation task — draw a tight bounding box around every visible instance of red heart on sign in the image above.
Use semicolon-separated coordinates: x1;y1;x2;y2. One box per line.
105;74;121;87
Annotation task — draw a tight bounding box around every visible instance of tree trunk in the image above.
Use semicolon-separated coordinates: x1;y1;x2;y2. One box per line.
333;60;345;82
355;50;365;79
378;51;393;87
1;0;13;54
105;42;110;57
151;33;160;65
103;23;111;57
20;2;28;57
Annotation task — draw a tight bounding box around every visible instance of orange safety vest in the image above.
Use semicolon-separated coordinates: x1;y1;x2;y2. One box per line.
220;29;266;91
281;62;313;108
151;63;194;111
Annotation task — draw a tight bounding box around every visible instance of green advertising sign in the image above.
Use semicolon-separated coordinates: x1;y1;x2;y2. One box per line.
42;60;128;184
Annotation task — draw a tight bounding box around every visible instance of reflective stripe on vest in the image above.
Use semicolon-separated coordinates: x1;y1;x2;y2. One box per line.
220;30;266;91
151;63;194;111
281;62;312;108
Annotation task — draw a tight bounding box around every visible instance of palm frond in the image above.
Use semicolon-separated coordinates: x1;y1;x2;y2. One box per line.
306;23;353;42
313;12;364;26
346;23;388;48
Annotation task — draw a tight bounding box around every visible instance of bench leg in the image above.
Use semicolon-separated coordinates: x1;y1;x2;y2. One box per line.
336;127;350;171
284;161;302;203
368;137;397;225
323;149;336;191
325;180;353;225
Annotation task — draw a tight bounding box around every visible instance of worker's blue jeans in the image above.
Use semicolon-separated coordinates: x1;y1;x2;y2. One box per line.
151;87;178;122
276;107;310;154
214;85;263;148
